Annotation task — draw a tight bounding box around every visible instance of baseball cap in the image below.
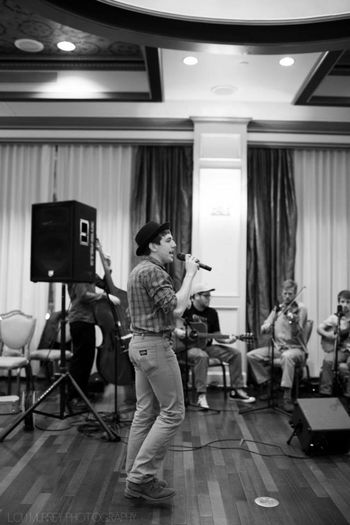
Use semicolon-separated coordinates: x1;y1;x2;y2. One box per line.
191;283;215;297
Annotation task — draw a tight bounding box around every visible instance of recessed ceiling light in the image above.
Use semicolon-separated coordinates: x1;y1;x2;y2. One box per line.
183;56;198;66
14;39;44;53
279;56;295;67
57;41;76;52
211;85;237;96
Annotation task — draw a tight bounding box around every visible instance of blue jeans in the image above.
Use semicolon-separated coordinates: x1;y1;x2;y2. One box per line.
126;334;185;484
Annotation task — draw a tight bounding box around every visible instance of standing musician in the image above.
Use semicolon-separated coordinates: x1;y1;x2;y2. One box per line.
247;279;308;412
125;221;199;503
66;255;120;411
317;289;350;398
174;282;256;409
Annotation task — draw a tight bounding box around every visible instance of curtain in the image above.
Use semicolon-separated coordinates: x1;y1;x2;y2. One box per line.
130;145;193;290
0;144;55;350
0;143;135;355
294;149;350;376
55;144;135;294
246;148;297;345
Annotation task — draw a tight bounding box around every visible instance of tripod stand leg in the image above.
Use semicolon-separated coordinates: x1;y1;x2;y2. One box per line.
66;373;120;441
0;372;120;442
287;429;296;445
0;374;67;442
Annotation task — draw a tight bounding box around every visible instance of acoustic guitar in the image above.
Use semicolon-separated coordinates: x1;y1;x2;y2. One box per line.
321;326;350;352
175;319;255;353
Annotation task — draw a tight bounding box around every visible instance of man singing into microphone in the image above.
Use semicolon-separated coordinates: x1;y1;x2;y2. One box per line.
125;221;199;503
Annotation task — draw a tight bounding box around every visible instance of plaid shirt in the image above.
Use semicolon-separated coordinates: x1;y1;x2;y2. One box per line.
127;256;177;334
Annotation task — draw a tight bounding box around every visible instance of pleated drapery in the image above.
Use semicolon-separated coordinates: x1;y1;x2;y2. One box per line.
0;143;134;350
246;148;297;345
130;145;193;290
294;148;350;375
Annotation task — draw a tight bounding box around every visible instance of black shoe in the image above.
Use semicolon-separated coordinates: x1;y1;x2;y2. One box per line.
229;389;256;403
124;479;175;502
67;398;88;413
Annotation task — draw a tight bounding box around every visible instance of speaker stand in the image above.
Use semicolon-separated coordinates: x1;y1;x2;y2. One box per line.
0;284;119;443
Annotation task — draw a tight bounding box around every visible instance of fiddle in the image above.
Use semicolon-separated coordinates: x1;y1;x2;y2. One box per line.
279;286;306;324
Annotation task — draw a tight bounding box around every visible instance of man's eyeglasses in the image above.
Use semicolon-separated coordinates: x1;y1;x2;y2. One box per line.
199;293;211;298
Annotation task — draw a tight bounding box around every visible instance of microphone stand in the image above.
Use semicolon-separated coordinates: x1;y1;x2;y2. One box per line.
332;310;343;396
240;305;289;416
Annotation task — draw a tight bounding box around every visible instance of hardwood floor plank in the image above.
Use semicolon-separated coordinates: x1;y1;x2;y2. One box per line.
21;476;44;504
1;389;350;525
0;434;49;497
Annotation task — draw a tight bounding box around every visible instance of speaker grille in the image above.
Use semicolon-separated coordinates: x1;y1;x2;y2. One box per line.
31;200;96;282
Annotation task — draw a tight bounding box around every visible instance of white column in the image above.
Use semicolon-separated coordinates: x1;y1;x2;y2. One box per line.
191;117;250;383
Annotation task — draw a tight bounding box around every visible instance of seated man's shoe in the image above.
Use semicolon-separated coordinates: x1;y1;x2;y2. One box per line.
282;387;294;413
197;393;209;409
124;479;175;502
229;389;256;403
258;380;280;400
282;399;295;413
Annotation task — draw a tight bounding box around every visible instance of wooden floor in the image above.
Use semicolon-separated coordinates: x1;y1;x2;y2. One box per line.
0;382;350;525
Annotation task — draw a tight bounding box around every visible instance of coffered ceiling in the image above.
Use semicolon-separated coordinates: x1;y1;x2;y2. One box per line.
0;0;350;129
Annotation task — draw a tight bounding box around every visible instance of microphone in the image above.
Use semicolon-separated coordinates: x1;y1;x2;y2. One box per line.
176;252;212;271
335;305;345;317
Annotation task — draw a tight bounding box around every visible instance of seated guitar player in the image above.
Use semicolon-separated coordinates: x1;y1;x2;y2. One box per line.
317;289;350;398
174;283;255;409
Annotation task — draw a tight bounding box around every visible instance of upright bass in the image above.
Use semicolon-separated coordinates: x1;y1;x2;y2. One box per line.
94;238;133;385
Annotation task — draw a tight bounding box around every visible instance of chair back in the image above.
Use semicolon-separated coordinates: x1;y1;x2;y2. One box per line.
0;310;36;357
301;319;313;355
303;320;313;344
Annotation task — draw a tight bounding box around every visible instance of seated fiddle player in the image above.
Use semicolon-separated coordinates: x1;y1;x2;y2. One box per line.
67;255;120;410
317;289;350;398
174;283;255;409
247;279;308;412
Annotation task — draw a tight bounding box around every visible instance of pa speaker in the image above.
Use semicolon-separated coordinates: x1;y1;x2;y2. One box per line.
291;397;350;455
31;200;96;283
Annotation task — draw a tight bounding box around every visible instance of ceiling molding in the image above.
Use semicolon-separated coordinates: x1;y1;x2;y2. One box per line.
0;117;350;136
21;0;350;54
0;117;193;130
0;59;146;71
249;119;350;135
0;0;162;101
294;50;349;106
0;92;152;102
143;47;162;102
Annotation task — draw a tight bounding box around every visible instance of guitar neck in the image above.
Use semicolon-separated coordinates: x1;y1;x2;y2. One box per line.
196;331;229;340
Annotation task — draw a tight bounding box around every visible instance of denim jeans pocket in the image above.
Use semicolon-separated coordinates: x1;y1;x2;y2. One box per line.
130;340;161;373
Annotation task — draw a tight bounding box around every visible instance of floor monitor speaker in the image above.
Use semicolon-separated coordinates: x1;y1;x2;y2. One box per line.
291;397;350;455
31;200;96;283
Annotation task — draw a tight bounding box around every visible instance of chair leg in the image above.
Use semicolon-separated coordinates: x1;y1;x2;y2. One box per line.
191;367;197;402
16;370;21;397
7;370;12;395
222;364;227;398
294;369;300;399
25;363;35;392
